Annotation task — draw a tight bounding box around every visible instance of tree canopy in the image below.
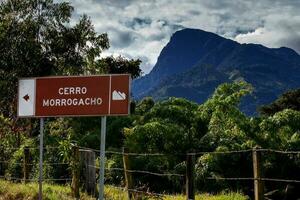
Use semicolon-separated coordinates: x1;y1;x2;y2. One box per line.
259;88;300;116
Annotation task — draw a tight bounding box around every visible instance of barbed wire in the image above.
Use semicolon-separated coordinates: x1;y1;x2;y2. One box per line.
3;146;300;156
0;161;68;166
0;175;71;182
126;169;184;177
261;178;300;183
79;146;300;156
1;146;300;188
110;185;166;197
110;151;167;156
87;165;184;177
190;149;253;156
2;146;60;150
206;177;254;181
258;149;300;154
206;177;300;183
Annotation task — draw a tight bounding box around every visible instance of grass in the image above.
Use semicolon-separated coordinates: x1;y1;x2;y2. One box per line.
105;186;248;200
164;193;248;200
0;180;92;200
0;180;249;200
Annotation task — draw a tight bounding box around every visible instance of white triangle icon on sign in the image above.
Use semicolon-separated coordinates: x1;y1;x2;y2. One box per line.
112;90;126;101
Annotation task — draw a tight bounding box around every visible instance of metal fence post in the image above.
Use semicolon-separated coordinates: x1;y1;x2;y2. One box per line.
39;118;44;200
99;116;107;200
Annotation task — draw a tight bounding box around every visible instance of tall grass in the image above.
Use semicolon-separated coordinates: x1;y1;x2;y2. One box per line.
0;180;248;200
0;180;93;200
102;185;249;200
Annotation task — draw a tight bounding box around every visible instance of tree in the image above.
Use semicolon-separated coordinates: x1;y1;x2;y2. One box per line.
120;97;200;192
0;0;142;145
0;0;110;117
198;81;255;150
258;109;300;149
193;82;256;193
259;88;300;116
95;56;142;79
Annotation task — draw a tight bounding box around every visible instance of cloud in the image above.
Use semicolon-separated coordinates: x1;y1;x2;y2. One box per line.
62;0;300;74
235;13;300;53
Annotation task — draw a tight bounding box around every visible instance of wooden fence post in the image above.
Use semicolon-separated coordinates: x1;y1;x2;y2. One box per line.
23;146;30;183
253;147;264;200
186;151;195;200
71;146;80;199
123;147;134;199
79;149;96;196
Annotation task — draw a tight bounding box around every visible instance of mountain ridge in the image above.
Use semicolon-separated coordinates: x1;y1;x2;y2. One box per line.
132;28;300;115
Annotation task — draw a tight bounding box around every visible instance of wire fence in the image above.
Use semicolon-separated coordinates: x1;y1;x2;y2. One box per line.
81;147;300;182
1;146;300;198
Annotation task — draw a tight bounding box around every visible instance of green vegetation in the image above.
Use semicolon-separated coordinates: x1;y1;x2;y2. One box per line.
0;180;248;200
164;193;247;200
0;180;93;200
1;81;300;198
259;88;300;116
1;0;300;199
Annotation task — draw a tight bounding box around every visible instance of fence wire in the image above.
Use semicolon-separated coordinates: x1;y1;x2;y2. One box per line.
110;185;166;197
0;175;72;182
81;146;300;156
88;165;184;177
1;146;300;196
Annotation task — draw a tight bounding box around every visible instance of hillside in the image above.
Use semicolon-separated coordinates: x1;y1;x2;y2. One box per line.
132;28;300;114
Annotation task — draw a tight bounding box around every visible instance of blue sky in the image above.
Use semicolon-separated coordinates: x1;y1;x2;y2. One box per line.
62;0;300;74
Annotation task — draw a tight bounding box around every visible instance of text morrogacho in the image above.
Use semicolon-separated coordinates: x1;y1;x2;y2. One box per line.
18;75;131;117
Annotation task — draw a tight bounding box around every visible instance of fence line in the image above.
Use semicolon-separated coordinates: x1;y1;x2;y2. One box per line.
259;149;300;154
110;185;166;197
101;148;300;187
206;177;300;183
261;178;300;183
0;175;71;182
206;177;254;181
79;146;300;156
87;165;185;177
3;146;60;150
5;145;300;155
1;146;300;200
0;161;68;166
125;169;184;177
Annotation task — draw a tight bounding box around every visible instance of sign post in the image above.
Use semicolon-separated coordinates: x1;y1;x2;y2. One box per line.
18;75;131;200
39;118;44;200
99;116;107;200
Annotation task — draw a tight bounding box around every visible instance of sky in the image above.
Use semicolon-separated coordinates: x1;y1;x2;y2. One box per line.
64;0;300;74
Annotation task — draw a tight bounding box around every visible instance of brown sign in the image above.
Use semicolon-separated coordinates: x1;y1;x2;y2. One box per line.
18;75;131;117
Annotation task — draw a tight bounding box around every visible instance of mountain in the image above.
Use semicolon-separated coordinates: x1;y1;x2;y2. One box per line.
132;28;300;115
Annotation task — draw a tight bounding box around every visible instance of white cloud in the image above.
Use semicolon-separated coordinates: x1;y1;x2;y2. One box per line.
235;28;267;44
62;0;300;74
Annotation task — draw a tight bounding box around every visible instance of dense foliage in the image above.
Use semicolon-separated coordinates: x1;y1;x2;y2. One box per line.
107;81;300;195
259;88;300;116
